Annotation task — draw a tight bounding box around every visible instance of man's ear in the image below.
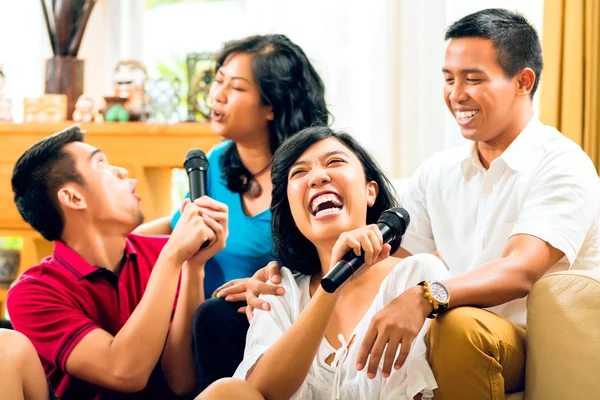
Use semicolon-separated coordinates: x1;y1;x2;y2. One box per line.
517;67;536;97
366;181;379;207
57;186;87;211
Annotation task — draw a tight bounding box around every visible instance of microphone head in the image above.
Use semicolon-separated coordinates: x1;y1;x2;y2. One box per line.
184;148;209;173
378;206;410;239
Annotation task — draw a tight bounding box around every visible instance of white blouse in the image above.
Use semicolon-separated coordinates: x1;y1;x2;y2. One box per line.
234;253;450;400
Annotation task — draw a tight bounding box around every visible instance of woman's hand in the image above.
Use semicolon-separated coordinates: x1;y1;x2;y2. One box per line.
330;224;392;281
212;261;285;321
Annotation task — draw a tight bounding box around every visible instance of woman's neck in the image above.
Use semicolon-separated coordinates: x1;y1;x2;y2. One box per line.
235;135;272;175
315;242;336;277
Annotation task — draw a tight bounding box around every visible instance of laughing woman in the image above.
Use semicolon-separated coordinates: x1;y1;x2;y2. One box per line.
198;126;449;400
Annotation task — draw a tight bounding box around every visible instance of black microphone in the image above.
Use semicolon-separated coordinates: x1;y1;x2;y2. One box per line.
321;207;410;293
184;148;209;201
184;148;210;248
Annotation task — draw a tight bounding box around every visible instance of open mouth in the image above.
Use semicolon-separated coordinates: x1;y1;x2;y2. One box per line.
455;109;479;124
211;110;225;122
310;192;344;218
131;181;141;200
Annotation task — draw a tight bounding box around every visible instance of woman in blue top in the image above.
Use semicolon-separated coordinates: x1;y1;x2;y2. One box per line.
135;34;329;388
136;34;329;295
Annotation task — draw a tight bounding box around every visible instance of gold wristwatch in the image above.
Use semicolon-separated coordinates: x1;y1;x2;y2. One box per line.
418;281;450;319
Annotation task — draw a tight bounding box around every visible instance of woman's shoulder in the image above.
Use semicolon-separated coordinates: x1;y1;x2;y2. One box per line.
255;267;311;323
260;267;311;306
274;267;311;292
208;140;233;162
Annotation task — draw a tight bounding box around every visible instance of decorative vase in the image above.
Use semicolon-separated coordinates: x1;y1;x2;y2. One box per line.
45;56;84;120
0;249;20;288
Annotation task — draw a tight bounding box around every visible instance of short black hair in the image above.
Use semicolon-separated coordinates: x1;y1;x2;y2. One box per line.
12;125;85;241
270;126;400;275
214;34;330;194
445;8;543;98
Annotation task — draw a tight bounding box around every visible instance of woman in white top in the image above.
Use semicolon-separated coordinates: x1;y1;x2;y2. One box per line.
197;126;449;400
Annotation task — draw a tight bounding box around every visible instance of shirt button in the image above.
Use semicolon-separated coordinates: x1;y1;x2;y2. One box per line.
484;187;493;195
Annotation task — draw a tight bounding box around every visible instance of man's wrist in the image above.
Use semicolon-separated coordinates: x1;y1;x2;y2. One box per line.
159;245;186;268
184;260;206;275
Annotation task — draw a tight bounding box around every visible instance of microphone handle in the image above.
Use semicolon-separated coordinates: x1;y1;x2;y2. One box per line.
188;169;210;249
321;223;393;293
188;169;207;201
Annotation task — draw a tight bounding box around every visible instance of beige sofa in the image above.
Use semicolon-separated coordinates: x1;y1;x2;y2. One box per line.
455;270;600;400
512;270;600;399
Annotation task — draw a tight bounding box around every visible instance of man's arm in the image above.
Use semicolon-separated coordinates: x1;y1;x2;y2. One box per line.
358;147;599;377
443;234;564;308
160;263;205;395
65;202;215;392
64;249;183;392
160;197;228;395
133;215;173;235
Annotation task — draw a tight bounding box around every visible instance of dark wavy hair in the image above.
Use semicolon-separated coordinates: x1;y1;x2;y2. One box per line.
271;126;400;275
215;34;330;193
446;8;543;98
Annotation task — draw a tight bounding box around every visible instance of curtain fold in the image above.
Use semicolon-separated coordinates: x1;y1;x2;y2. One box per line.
540;0;600;171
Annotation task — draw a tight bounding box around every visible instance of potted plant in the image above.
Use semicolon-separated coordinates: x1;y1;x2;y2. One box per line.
0;237;22;288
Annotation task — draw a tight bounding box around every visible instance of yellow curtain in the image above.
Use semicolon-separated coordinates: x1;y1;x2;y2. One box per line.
540;0;600;171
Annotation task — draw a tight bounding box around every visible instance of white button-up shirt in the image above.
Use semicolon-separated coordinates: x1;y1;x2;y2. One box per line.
400;116;600;327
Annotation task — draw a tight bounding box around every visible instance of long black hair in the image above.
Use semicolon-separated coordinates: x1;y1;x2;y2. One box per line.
216;34;330;193
270;126;400;275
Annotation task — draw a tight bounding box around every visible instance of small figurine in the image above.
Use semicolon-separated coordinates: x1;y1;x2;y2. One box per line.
0;66;13;123
73;95;102;123
0;97;12;123
113;60;147;121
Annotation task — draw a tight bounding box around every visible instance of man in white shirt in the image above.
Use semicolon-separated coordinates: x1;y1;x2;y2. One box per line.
214;7;600;400
350;8;600;399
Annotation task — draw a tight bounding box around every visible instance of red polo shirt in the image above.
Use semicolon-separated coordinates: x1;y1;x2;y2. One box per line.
7;234;182;400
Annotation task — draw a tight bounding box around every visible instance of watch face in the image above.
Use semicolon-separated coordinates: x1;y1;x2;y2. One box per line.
429;282;449;303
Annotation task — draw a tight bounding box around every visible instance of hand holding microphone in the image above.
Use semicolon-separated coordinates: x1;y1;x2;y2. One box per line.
321;207;410;293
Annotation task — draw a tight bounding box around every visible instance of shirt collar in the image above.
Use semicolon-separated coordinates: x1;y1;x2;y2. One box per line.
499;116;543;172
53;237;138;280
460;116;542;179
460;143;484;179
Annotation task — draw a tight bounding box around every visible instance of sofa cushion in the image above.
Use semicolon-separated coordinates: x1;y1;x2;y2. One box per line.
526;270;600;399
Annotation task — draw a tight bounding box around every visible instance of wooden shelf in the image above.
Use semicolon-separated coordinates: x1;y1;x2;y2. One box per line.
0;122;213;136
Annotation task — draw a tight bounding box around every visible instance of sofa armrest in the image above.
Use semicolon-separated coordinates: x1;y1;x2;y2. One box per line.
525;270;600;400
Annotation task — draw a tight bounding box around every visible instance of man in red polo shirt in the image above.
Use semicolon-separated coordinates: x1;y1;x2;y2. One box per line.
7;125;228;399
